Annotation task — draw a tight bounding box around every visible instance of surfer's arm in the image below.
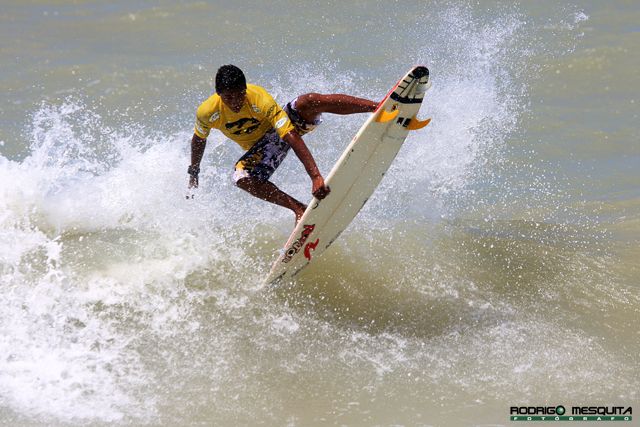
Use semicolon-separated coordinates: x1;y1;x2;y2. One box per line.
282;131;330;199
294;93;378;119
188;133;207;188
190;101;216;189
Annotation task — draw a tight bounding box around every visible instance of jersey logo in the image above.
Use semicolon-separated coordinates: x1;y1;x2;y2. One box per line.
251;105;261;113
225;118;260;135
275;117;288;129
209;112;220;122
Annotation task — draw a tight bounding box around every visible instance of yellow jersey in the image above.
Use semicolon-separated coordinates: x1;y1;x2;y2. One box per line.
194;84;295;151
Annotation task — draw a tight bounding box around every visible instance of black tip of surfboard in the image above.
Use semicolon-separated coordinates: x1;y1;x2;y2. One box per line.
412;66;429;78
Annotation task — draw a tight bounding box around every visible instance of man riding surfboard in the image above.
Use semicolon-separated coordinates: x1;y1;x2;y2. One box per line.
187;64;377;224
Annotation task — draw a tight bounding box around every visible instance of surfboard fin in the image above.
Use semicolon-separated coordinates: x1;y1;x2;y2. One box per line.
375;109;399;123
406;116;431;130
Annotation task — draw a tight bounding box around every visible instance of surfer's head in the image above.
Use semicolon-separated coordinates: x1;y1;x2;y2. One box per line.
216;64;247;113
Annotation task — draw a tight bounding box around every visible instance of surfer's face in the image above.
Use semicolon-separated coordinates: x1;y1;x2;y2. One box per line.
219;89;246;113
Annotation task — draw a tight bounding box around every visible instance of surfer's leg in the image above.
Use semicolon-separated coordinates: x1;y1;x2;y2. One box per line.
233;130;306;224
292;93;378;124
236;178;306;223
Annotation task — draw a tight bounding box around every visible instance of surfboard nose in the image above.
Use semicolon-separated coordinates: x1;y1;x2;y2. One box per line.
412;66;429;78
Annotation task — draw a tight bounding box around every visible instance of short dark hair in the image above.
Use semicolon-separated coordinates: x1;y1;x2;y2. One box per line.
215;65;246;93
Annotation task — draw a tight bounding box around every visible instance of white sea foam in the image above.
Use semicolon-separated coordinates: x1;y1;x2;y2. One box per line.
0;99;235;423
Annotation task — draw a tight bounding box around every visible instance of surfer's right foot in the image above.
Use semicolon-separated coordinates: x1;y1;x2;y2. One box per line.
294;203;307;225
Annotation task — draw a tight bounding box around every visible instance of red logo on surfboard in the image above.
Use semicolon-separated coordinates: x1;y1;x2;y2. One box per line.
282;224;315;263
304;239;319;260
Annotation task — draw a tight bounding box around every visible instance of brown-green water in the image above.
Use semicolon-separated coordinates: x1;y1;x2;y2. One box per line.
1;1;638;426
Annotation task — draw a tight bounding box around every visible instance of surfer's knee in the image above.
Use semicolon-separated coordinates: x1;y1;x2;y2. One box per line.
235;176;254;190
233;167;259;188
295;93;322;113
293;93;325;124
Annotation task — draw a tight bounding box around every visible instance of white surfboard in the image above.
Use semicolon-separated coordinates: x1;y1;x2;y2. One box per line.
264;65;432;286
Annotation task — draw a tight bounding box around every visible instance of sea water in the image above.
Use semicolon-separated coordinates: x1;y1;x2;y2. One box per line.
1;1;638;426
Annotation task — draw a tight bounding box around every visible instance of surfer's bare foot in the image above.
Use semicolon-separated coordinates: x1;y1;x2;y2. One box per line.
294;202;307;225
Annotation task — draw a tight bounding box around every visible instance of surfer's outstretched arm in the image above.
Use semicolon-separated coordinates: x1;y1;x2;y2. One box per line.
188;133;207;189
293;93;378;123
282;131;330;199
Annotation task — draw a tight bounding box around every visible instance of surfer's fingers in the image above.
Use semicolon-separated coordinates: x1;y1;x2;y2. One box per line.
313;186;330;199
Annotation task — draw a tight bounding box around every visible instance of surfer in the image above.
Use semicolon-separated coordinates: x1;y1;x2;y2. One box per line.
187;64;377;224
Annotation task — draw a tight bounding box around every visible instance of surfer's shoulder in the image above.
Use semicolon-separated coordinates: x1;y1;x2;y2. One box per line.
246;84;282;119
196;93;222;123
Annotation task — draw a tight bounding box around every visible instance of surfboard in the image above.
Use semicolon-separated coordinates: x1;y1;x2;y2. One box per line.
264;65;432;286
